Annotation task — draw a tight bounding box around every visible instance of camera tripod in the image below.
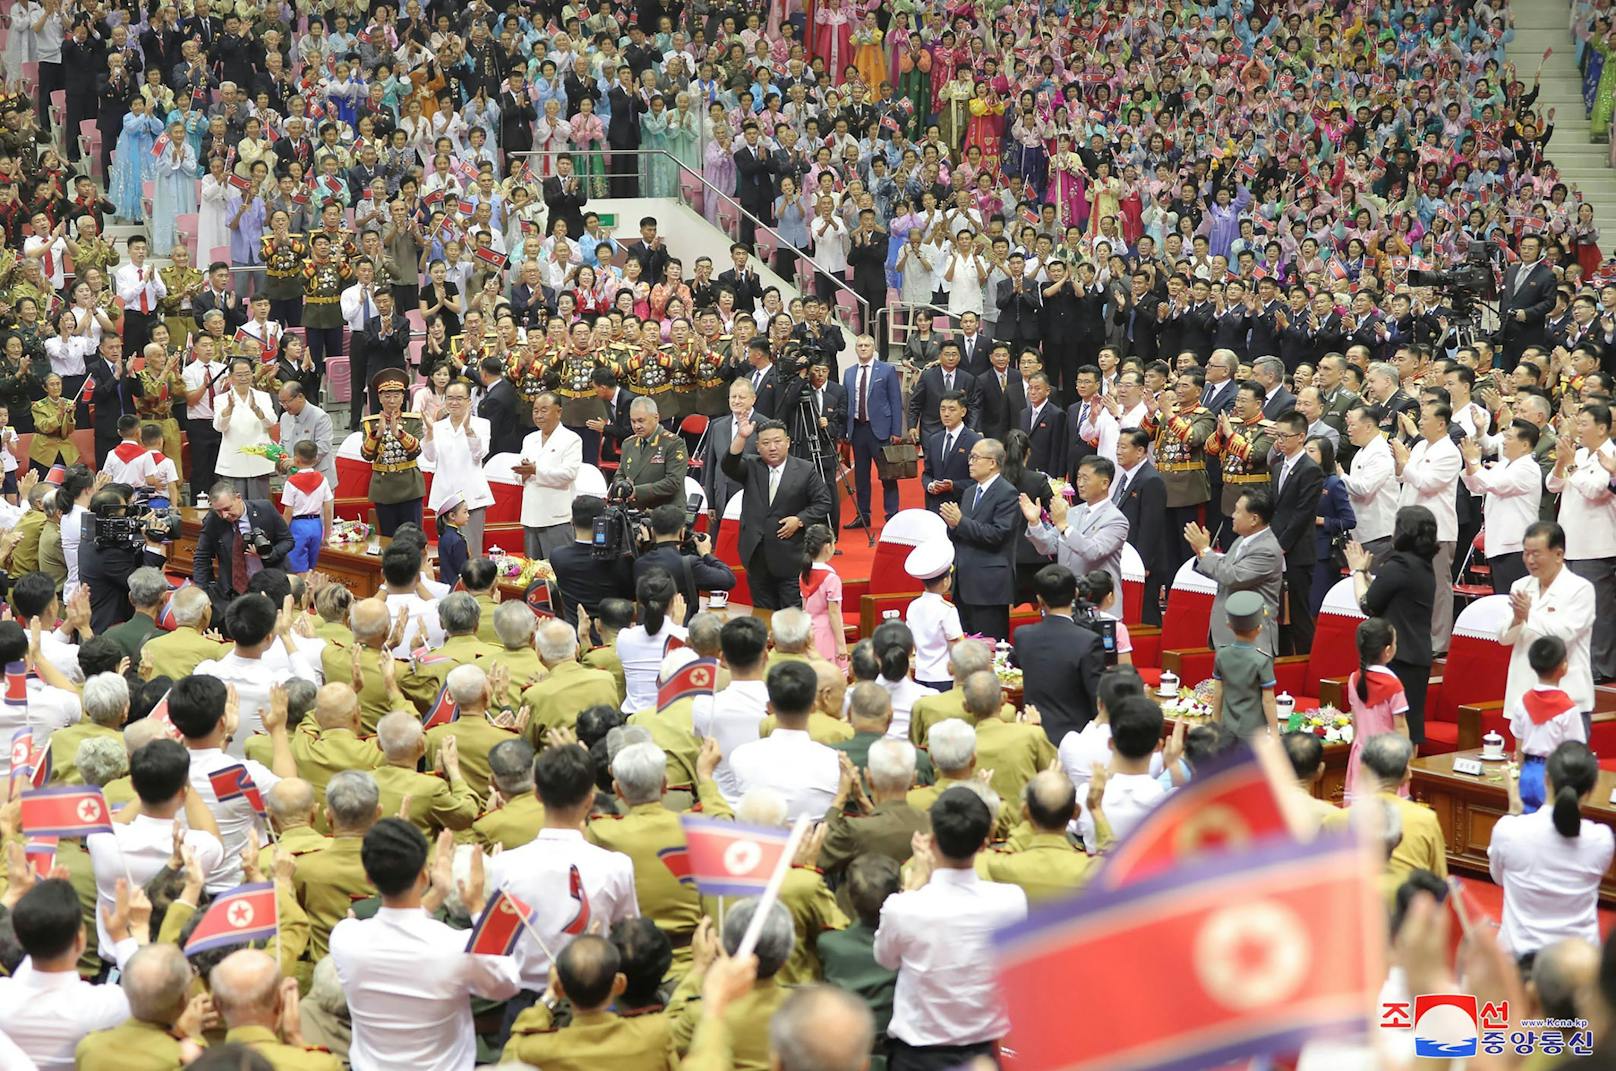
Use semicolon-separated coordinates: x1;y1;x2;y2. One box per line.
791;388;874;548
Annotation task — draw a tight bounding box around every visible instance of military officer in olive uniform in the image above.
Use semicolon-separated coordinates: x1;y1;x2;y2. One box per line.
977;769;1103;902
1148;370;1219;572
371;712;482;837
360;367;426;535
473;739;547;851
213;949;345;1071
615;396;690;509
503;935;680;1070
1205;381;1277;538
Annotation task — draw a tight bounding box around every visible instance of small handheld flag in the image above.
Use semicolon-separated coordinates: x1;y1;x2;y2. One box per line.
24;834;57;876
561;864;592;936
658;658;718;713
421;683;459;730
20;785;113;837
158;578;193;630
43;463;66;486
465;886;535;956
657;844;695;885
209;764;267;818
184;882;279;956
678;815;795;896
523;579;554;618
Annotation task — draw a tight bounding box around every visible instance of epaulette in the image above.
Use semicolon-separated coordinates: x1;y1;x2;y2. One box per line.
619;1003;667;1018
512;1025;562;1036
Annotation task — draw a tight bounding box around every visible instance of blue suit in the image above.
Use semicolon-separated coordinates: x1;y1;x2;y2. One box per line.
841;358;905;524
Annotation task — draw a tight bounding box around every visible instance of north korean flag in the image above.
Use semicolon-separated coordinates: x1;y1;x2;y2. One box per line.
1094;748;1299;889
421;683;459;730
465;886;534;956
25;742;51;789
994;835;1382;1071
147;689;182;740
209;764;267;818
523;580;554;618
657;844;696;886
184;882;279;956
679;816;792;896
24;834;57;876
7;726;31;787
5;660;26;706
43;463;66;487
561;864;592;936
658;658;718;713
20;785;114;837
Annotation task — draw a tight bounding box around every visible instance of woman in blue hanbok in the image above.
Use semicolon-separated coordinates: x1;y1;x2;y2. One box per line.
149;121;199;258
640;94;674;197
166;94;209;160
665;93;700;189
109;98;163;223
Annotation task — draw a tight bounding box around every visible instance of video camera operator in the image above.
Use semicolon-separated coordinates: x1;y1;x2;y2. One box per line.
191;482;294;621
549;494;634;627
78;483;157;634
632;504;736;624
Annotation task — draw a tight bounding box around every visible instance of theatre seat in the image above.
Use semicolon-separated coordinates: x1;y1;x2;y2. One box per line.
867;509;945;597
1427;595;1513;755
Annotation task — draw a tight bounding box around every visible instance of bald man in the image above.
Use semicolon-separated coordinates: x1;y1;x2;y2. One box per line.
761;660;855;744
292;683;384;802
258;778;332;873
75;943;202;1069
211;949;343;1070
504;935;677;1071
319;599;439;730
976;769;1099;901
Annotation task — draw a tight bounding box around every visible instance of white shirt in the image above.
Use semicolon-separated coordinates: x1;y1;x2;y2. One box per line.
1058;721;1112;792
1461;453;1542;556
186;746;282;892
1397;434;1462;541
1546;440;1616;560
727;728;840;822
87;815;223;954
874;867;1028;1046
340;282;383;332
35;626;84;687
60;505;87;601
1488;805;1614;954
281;469;335;517
43;335;92;377
810;215;849;274
330;906;521;1071
0;959;135;1071
100;441;160;487
422;415;494;512
23;236;66;291
212;387;278;478
1071;401;1119;463
1506;684;1587;759
615;623;688;713
1500;567;1597;714
194;644;323;754
879;675;931;743
1077;770;1165;851
112;262;166;316
384;591;445;659
182;359;229;420
517;425;582;528
905;591;962;683
1341;435;1398;543
694;678;769;803
0;676;83;779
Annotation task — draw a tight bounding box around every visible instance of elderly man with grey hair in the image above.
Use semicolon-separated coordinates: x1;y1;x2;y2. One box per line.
909;719;978;813
907;639;1000;749
372;711;479;836
617;394;690;510
1251;355;1295;419
671;898;798;1064
768;608;815;663
420;664;513;799
520;617;620;743
76;736;129;794
74;943;204;1066
139;581;227;681
210;948;342;1067
483;600;544;711
102;566;171;661
472;738;543;851
297;770;383;963
47;671;128;785
819;736;928;878
1324;732;1447;884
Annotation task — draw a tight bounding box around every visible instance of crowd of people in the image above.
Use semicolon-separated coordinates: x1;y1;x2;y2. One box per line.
0;0;1613;1067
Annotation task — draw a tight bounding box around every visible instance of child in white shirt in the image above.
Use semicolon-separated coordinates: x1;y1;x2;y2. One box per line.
279;439;335;575
903;543;963;690
1509;635;1586;813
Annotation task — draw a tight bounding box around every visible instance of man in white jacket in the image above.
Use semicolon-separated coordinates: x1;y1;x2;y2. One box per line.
1394;402;1463;655
514;392;582;559
1460;421;1543;594
1546;403;1616;681
1339;403;1399;566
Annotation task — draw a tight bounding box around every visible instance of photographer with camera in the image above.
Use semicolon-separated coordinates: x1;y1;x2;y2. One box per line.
191;482;294;621
549;495;635;628
78;482;156;633
632;504;736;625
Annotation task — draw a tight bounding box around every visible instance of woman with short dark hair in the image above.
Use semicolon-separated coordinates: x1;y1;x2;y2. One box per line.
1345;505;1438;748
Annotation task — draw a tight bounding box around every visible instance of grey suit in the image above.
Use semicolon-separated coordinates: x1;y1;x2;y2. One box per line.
702;412;757;514
1024;497;1131;594
1194;525;1284;655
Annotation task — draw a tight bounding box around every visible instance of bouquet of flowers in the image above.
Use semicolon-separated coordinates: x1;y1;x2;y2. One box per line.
1292;705;1353;743
1160;685;1214;722
240;442;290;466
485;546;556;588
1048;476;1075;502
329;519;371;546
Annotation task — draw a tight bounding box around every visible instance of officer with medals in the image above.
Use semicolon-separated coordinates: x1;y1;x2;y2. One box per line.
558;321;614;463
615;396;690;510
1148;367;1218;571
663;316;700;426
360;368;426;535
1205;381;1277;539
624;319;675;421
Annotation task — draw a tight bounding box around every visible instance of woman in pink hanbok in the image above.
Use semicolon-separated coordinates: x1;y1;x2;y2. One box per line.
928;32;960;116
533;99;572;179
1048;132;1088;231
813;0;854;85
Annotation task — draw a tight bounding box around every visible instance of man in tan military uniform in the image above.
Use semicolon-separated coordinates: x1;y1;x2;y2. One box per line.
258;779;333;875
143;584;229;680
319;599;441;731
292;684;384;802
372;712;481;836
46;711;122;785
818;739;928;892
615;397;690;509
211;949;344;1071
668;904;792;1071
504;934;678;1071
1149;369;1218;569
588;738;732;980
294;770;382;962
423;663;526;800
907;642;1014;748
473;738;546;851
461;560;505;646
1205;381;1276;526
977;769;1099;902
521;618;620;742
961;672;1058;809
480;600;547;712
399;593;502;702
905;719;1012;840
75;944;203;1069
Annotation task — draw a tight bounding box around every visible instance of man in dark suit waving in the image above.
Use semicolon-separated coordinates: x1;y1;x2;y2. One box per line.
1499;234;1557;367
1114;428;1168;625
942;438;1021;639
192;484;295;613
1268;410;1326;655
721;417;832;609
1011;564;1105;745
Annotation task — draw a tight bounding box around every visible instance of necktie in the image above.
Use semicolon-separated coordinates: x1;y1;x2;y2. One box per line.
231;529;249;594
138;270;150;314
1113;472;1129;504
752;369;763;390
973;483;985;509
857;364;869;420
768;464;781;503
943;430;954;460
41;245;53;278
944;372;953;391
998;372;1006;390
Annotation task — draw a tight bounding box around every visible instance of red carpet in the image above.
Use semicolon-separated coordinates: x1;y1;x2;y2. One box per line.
825;476;929;607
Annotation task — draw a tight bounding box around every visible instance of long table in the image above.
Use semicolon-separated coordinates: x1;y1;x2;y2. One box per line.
1411;749;1616;907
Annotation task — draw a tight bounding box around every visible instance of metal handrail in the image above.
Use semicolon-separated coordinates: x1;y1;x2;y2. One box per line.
510;148;871;333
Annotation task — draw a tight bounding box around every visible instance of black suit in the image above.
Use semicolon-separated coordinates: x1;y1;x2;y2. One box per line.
500;89;536;154
606;86;647;196
716;268;765;313
1271;452;1325;655
1020;401;1066;477
955;332;992;377
88;357;125;467
191;501;295;608
976;367;1020;442
947;476;1021;639
1115;460;1168;625
550;540;634;625
478;377;523;456
1124;295;1160;360
995;277;1042;353
625;239;670;284
907;365;977;441
740;366;779;420
599;386;638;463
1499;260;1557;366
1012;614;1105;744
1261;386;1297;421
733;143;774;245
542;175;588;239
356;315;410;425
192;288;248;333
922;425;979;510
720;451;832;609
1180;302;1217;361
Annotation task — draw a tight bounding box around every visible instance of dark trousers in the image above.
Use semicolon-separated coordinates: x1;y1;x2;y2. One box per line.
36;61;62;127
571;424;601;465
1045;344;1080;407
848;421;898;522
269;297;303;327
348;344;371;427
1138;562;1163;625
774;246;799;283
1164;503;1202;577
375;497;422;536
608;150;638;197
1390;658;1431;747
746;548;801;609
852;271;886;334
888;1039;996;1071
94;430;118;470
959;601;1010;641
1280;560;1315;656
814;266;843;307
1489;551;1527;595
304;324;343;377
122;309;155;359
391;284;419;324
187;421;221;498
65;91;93;162
1570;556;1616;679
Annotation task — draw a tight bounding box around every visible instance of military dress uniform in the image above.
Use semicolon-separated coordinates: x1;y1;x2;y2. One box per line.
158;263;204;346
664;340;699;425
1148;402;1217;567
144;627;230;681
372;764;481;837
556;349;609;431
617;426;690;510
293;834;373;962
1206;416;1276;518
626;343;676;420
509;348;550;411
423;716;525;800
521;660;622;742
29;392;78;470
360;408;426;535
132;362;188;479
503;1005;677;1071
975;830;1097;902
261;234;308;318
290;722;385;802
222;1024;343;1071
71;236;120;279
691;342;728;417
473;789;546;851
74;1015;192;1070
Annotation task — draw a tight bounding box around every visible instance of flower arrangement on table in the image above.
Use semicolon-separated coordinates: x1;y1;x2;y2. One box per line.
239;442;290;466
968;633;1023;689
485;546;556;588
1291;705;1352;743
1160;684;1214;722
329;519;371;546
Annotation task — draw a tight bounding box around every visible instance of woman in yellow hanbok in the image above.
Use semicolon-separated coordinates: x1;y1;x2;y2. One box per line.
132;347;187;480
851;13;887;94
29;374;78;476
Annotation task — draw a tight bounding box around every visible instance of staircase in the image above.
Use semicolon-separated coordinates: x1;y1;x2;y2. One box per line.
1508;0;1616;244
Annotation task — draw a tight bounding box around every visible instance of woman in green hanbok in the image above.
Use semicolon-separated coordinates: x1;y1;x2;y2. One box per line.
640;94;673;196
1593;27;1616;140
665;92;701;192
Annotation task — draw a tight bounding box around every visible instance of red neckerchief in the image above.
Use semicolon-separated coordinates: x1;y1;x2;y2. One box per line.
801;563;833;598
1523;687;1576;726
1350;667;1404;708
